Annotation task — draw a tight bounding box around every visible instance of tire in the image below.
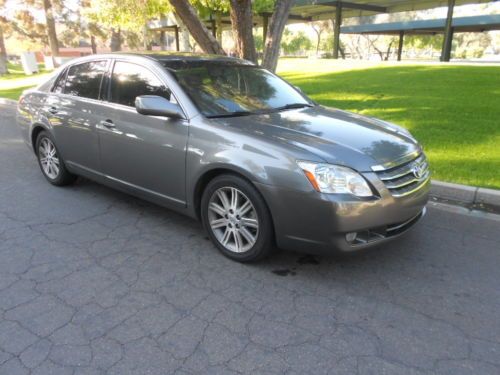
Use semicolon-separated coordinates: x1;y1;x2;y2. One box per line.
201;174;274;262
35;131;76;186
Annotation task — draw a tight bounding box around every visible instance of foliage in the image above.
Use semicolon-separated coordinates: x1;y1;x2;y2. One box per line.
280;29;312;55
454;32;492;59
252;0;274;13
86;0;170;31
191;0;229;18
404;34;443;51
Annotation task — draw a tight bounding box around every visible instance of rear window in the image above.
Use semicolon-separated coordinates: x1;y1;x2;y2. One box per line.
63;60;107;100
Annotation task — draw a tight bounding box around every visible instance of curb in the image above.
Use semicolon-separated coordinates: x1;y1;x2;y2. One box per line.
0;98;17;106
430;180;500;211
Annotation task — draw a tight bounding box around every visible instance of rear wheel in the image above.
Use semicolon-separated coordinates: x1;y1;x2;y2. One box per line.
36;131;76;186
201;175;274;262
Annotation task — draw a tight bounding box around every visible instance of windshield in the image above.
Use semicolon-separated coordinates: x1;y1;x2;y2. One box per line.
163;61;313;118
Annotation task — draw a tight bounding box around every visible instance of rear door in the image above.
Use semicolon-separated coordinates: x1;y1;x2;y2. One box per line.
97;59;188;207
48;59;110;174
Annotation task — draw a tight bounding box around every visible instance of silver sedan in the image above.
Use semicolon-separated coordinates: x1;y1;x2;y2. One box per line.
17;52;429;262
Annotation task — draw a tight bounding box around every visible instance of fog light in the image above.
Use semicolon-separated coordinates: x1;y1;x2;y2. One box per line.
345;232;357;243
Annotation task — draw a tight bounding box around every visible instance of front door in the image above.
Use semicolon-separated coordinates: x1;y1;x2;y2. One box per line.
97;60;188;206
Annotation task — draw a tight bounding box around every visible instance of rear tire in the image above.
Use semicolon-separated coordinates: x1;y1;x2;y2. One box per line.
35;131;76;186
201;174;274;262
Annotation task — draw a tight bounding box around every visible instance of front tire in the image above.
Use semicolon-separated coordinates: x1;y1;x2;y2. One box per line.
201;175;274;262
36;131;76;186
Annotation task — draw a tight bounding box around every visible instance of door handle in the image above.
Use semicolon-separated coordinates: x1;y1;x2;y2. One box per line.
48;106;58;114
99;119;116;128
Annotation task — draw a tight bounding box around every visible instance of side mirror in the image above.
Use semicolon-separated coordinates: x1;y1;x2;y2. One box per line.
135;95;184;119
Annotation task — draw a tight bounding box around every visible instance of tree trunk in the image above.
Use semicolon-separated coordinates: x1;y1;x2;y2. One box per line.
90;34;97;54
385;41;394;61
0;25;8;75
229;0;257;63
311;25;321;56
110;28;121;52
261;0;293;72
42;0;59;62
169;0;224;55
315;33;321;55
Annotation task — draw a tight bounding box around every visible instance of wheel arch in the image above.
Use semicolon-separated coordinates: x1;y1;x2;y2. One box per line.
30;124;49;153
192;167;274;234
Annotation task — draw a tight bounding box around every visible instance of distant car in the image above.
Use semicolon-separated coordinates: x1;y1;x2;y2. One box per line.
17;52;430;262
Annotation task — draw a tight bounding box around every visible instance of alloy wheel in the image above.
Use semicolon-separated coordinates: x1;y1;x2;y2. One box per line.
207;186;259;253
39;137;60;179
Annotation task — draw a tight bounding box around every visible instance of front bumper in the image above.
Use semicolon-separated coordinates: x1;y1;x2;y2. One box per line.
255;175;429;254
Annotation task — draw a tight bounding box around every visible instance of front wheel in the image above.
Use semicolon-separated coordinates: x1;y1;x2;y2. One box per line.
36;131;76;186
201;175;274;262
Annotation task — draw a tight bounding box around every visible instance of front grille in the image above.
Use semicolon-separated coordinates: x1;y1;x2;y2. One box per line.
375;153;430;197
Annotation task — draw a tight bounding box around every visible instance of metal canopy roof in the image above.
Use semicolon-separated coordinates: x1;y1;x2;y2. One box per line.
340;14;500;34
288;0;496;23
148;0;498;30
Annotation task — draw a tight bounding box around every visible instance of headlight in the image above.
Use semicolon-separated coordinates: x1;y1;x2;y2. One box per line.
297;161;373;197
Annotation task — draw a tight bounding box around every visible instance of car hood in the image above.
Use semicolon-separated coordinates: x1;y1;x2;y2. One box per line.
214;106;421;171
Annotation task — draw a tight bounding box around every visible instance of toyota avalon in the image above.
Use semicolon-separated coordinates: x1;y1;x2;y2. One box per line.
17;53;430;262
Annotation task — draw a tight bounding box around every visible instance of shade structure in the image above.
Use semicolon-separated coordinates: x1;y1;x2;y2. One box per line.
341;14;500;34
148;0;498;61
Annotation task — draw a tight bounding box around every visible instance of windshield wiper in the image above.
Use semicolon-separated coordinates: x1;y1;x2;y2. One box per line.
207;110;259;118
273;103;314;112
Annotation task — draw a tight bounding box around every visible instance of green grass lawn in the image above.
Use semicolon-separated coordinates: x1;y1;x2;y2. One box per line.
0;62;50;100
278;59;500;189
1;58;499;188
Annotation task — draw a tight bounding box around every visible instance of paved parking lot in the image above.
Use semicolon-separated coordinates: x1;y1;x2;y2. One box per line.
1;102;500;374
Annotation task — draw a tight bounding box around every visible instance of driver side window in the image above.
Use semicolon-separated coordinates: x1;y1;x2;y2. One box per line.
109;61;172;107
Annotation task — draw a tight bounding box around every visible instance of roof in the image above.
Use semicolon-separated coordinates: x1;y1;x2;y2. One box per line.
148;0;497;31
112;51;250;64
340;14;500;34
291;0;496;20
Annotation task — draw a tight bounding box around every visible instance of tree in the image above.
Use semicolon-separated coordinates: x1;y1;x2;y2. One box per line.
454;32;492;59
365;35;397;61
42;0;59;59
87;0;170;52
229;0;257;62
281;29;311;55
7;0;61;63
310;21;330;55
168;0;224;54
261;0;293;72
191;0;229;45
0;18;7;75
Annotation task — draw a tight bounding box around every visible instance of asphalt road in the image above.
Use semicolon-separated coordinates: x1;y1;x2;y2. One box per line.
1;102;500;375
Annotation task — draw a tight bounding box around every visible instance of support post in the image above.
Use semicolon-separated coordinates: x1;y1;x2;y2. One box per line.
333;1;342;59
210;19;216;37
174;26;180;52
441;0;455;62
397;30;404;61
262;14;269;41
160;30;166;51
